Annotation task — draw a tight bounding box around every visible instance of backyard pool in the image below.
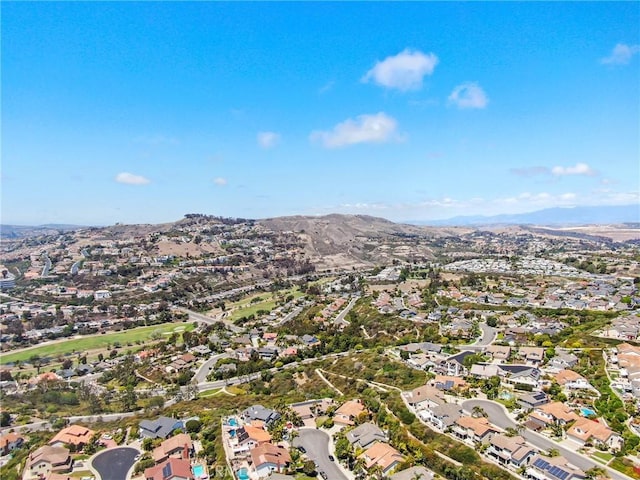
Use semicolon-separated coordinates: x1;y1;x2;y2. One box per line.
236;467;249;480
193;464;205;478
580;407;596;417
228;417;238;427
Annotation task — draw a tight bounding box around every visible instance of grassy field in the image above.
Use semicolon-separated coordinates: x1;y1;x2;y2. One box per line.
0;322;195;365
227;287;305;321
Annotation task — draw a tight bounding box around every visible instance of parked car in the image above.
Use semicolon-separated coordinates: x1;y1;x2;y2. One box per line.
328;455;335;462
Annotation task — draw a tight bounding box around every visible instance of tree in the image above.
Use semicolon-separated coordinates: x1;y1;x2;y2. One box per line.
186;419;202;434
0;411;10;427
302;460;316;476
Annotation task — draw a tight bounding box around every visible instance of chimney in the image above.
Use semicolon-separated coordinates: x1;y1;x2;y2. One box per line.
182;443;189;460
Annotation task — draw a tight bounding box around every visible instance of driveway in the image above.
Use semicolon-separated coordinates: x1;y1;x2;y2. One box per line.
92;447;139;480
292;429;348;480
461;400;632;480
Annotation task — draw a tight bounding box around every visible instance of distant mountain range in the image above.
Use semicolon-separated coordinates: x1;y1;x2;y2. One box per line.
0;224;86;239
413;204;640;226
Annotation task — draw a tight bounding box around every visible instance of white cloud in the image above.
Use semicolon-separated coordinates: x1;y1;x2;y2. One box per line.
213;177;227;186
362;49;439;91
448;82;489;109
310;112;400;149
551;163;596;176
115;172;150;185
601;43;640;65
257;131;281;149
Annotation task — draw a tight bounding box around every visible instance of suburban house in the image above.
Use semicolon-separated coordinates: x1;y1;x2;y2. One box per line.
486;434;537;468
438;351;474;377
518;391;549;410
526;454;586;480
25;445;72;479
404;385;446;411
152;433;193;463
48;425;95;449
335;399;367;426
519;347;545;366
346;423;387;449
250;443;292;478
566;417;623;451
529;402;579;427
359;442;405;476
452;416;499;444
390;466;435;480
548;352;579;371
419;403;463;431
233;425;272;453
0;432;24;455
140;417;184;439
144;457;194;480
486;345;511;363
241;405;281;426
499;364;541;389
429;375;467;392
554;370;595;391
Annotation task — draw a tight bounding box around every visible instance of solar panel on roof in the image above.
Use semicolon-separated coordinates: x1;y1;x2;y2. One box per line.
162;463;172;479
534;458;550;470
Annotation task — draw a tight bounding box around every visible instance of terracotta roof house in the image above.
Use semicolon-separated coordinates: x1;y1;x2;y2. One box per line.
250;443;292;478
452;416;499;444
232;425;272;453
152;433;193;463
554;370;594;391
359;442;405;476
335;399;367;426
144;457;194;480
529;402;579;427
26;445;72;479
566;417;623;451
49;425;95;449
0;432;24;455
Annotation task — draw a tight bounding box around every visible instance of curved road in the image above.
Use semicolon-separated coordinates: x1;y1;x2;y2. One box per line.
92;446;139;480
292;429;348;480
461;400;632;480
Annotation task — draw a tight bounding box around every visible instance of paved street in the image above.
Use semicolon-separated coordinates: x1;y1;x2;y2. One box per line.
292;429;348;480
193;352;228;383
92;446;139;480
461;399;632;480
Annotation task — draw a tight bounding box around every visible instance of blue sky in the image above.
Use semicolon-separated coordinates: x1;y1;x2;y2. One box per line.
2;2;639;225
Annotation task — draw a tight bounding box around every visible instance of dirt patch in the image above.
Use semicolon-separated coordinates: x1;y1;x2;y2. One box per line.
294;372;308;386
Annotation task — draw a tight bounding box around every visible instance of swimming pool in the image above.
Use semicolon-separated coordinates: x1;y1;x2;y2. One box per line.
581;407;596;417
193;465;205;477
236;467;249;480
228;417;238;427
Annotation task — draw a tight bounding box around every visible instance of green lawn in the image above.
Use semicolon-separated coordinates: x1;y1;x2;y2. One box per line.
0;322;195;365
592;451;613;463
